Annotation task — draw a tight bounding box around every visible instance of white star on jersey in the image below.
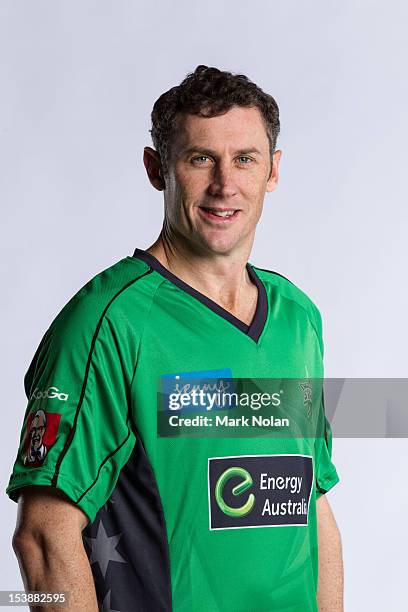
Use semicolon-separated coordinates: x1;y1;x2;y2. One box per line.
85;520;126;579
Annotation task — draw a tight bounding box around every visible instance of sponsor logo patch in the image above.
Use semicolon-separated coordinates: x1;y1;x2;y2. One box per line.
30;386;69;401
160;368;236;413
208;454;314;530
23;409;61;467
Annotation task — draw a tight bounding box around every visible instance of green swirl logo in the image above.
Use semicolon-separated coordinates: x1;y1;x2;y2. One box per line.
215;467;255;517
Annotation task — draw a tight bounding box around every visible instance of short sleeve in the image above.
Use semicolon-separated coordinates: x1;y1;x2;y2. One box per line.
311;304;340;498
6;294;137;524
314;392;340;498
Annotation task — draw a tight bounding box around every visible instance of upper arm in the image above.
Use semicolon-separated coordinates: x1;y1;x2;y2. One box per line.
316;494;340;537
316;492;331;519
6;287;137;525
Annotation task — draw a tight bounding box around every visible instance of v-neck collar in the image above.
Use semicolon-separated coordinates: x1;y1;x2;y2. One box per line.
132;248;268;343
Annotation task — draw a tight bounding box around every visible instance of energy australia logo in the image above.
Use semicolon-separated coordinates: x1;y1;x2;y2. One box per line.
208;455;314;530
214;467;255;518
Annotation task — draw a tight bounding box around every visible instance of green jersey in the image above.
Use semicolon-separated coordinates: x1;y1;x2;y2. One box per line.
6;248;339;612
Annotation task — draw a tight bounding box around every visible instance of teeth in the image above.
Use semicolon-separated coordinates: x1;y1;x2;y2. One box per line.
206;209;235;217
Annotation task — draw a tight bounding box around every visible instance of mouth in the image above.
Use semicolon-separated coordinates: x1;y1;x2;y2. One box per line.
198;206;241;222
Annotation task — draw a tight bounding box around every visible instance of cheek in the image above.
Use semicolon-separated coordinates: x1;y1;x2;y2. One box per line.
170;169;202;203
240;168;268;194
176;165;211;194
243;181;265;210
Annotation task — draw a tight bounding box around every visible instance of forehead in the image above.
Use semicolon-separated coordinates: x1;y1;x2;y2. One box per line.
172;105;269;152
31;415;45;426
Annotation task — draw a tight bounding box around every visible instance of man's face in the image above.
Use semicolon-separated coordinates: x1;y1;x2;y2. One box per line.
30;415;45;451
163;105;281;256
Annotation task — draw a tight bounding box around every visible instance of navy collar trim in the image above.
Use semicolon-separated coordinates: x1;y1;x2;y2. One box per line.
132;248;268;343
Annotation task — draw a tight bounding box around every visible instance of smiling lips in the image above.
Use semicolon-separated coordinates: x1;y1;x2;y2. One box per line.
198;206;240;222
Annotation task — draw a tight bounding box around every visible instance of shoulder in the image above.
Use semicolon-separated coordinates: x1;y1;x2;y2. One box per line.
49;256;155;335
250;263;323;340
25;257;157;391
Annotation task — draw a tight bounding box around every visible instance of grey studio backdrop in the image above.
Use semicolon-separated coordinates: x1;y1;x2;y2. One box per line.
1;1;407;610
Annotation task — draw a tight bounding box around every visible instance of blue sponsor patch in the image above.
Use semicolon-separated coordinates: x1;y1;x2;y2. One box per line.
160;368;237;413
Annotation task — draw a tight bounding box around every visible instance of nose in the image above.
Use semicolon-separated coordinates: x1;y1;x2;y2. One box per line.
207;161;238;199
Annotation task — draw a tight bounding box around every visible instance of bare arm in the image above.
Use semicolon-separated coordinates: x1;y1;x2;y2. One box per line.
12;486;98;612
316;494;344;612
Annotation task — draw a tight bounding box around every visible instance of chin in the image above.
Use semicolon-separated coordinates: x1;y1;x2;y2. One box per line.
200;237;240;256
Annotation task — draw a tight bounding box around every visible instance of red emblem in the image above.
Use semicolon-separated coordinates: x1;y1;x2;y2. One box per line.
24;410;61;467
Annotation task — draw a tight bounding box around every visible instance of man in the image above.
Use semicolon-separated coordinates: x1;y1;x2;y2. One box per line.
24;409;48;465
7;65;343;611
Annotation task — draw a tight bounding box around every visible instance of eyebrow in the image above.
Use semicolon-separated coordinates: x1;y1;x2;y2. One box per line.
179;146;263;157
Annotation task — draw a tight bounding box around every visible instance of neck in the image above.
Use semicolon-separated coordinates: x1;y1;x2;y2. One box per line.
145;232;257;318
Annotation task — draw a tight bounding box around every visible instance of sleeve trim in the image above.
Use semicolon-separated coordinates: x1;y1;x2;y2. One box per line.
6;469;93;523
316;466;340;498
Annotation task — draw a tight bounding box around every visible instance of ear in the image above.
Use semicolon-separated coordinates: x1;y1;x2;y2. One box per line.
143;147;165;191
266;149;282;193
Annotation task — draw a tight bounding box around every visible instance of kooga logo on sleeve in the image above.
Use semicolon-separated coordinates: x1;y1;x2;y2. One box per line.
30;387;69;401
208;455;314;530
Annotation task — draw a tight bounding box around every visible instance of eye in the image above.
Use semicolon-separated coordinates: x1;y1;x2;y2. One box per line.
191;155;212;165
236;156;252;164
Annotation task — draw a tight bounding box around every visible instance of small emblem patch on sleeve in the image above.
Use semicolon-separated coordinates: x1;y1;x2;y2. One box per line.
23;409;61;467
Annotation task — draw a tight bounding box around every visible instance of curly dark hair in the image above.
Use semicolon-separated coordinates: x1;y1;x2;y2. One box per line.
150;65;280;175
